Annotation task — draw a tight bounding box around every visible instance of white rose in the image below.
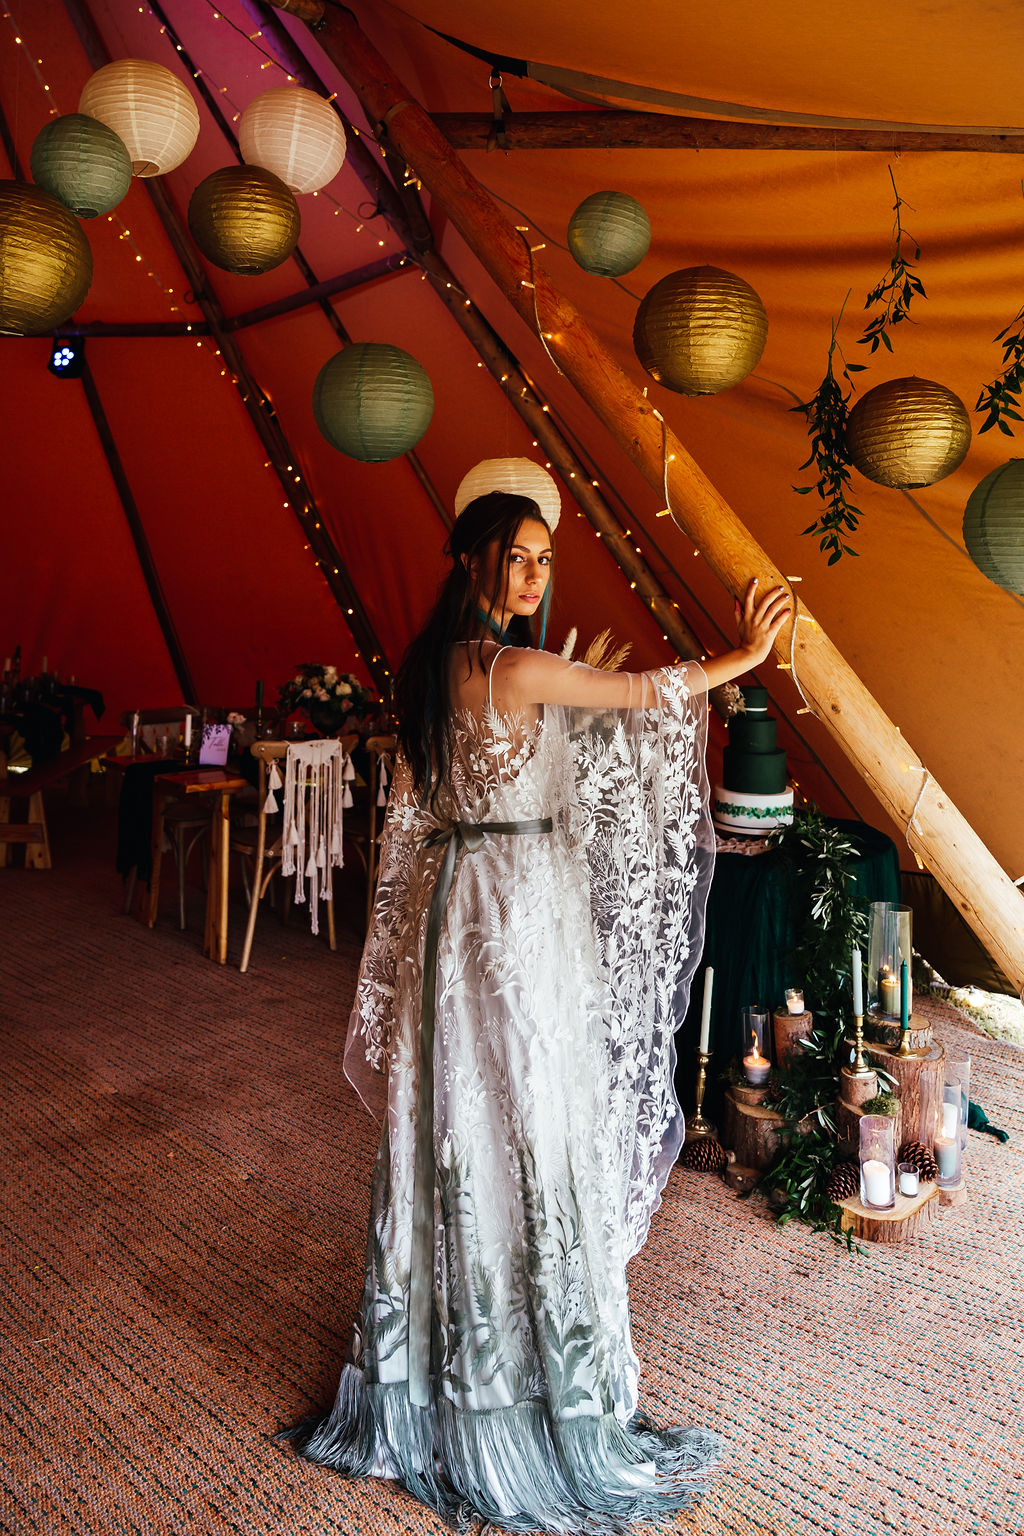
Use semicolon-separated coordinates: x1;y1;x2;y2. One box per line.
301;687;312;698
336;681;352;696
293;674;303;685
323;666;338;683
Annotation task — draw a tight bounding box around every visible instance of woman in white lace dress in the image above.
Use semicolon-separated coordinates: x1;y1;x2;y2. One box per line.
284;491;789;1531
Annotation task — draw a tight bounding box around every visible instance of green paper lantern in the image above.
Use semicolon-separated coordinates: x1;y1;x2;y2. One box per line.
845;376;970;489
313;343;434;462
0;181;92;336
633;265;767;395
30;113;131;219
963;459;1024;595
567;190;651;277
188;165;300;276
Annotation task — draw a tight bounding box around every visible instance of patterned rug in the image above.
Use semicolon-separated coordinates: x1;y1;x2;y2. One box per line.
1;798;1022;1536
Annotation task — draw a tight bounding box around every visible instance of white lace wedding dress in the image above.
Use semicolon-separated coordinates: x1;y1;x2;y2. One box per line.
286;649;722;1531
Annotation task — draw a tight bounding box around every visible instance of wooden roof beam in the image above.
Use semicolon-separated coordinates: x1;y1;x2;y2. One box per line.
431;110;1024;154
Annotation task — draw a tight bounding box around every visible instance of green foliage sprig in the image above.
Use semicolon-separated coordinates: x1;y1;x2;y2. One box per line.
975;303;1024;436
767;806;868;1034
857;167;927;354
792;302;867;565
757;1125;858;1252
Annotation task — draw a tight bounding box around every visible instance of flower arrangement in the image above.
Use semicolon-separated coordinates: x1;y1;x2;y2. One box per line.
277;664;374;736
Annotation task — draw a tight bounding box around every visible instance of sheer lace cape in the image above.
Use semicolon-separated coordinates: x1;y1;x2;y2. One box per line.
344;658;712;1261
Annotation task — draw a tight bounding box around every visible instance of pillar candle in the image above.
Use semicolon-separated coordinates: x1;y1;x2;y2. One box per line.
41;654;48;674
862;1158;891;1207
934;1136;958;1180
941;1101;960;1140
698;966;713;1054
184;714;192;749
851;948;863;1015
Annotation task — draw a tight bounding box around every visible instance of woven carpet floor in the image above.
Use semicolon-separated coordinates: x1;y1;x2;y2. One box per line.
1;798;1022;1536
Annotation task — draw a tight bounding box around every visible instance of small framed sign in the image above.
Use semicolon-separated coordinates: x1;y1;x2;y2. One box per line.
199;723;232;767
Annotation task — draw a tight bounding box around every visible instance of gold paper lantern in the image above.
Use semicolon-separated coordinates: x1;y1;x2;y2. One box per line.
188;165;300;276
568;191;651;277
454;459;561;529
0;181;92;336
845;377;971;489
30;113;132;218
239;87;346;195
962;459;1024;595
633;264;767;395
79;58;200;177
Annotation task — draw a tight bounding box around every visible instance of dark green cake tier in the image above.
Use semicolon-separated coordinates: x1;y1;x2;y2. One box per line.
728;716;778;753
723;744;788;794
740;685;769;712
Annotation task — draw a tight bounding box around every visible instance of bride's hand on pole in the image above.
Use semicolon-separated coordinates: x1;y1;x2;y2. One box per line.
733;578;791;667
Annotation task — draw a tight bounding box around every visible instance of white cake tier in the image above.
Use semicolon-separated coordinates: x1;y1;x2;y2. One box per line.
712;783;794;832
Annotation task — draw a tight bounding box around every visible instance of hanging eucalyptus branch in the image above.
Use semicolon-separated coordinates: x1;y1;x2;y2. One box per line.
975;304;1024;436
792;299;867;565
858;167;927;354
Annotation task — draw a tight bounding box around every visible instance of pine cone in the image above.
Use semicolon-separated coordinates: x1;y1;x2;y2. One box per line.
898;1140;938;1182
826;1161;860;1203
680;1136;727;1173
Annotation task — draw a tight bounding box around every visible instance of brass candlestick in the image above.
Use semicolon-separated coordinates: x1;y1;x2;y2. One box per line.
849;1012;873;1077
689;1048;715;1138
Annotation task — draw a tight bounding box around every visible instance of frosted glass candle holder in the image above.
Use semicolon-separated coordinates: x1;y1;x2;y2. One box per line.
946;1054;970;1150
935;1083;965;1187
866;902;913;1017
741;1005;771;1085
784;987;804;1015
859;1115;896;1210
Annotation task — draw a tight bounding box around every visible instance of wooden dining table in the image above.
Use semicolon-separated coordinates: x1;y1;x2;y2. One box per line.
147;768;249;964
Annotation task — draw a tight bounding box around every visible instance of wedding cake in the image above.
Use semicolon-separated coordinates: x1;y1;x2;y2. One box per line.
712;684;794;833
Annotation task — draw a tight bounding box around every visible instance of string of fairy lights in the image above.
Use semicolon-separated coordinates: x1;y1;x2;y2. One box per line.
2;4;941;845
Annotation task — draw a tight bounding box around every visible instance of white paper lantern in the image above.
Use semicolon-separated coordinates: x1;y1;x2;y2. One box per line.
239;87;346;195
79;59;200;178
454;459;561;530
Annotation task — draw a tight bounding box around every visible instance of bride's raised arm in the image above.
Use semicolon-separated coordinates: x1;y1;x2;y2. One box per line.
493;578;791;710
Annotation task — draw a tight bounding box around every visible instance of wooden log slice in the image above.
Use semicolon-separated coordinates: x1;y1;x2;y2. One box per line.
938;1177;968;1207
840;1066;879;1107
836;1183;939;1244
863;1039;944;1146
862;1010;933;1052
724;1162;760;1194
721;1088;786;1171
773;1008;815;1068
731;1081;770;1107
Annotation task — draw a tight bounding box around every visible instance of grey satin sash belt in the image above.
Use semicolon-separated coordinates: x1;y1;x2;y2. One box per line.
407;815;553;1409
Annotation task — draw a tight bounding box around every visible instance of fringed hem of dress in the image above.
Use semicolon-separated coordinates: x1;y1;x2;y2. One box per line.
278;1364;725;1535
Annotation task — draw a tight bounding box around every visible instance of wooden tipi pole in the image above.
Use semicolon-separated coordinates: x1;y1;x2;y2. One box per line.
266;0;1024;989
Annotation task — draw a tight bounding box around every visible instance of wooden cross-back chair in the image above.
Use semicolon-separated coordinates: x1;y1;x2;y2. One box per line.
231;736;358;974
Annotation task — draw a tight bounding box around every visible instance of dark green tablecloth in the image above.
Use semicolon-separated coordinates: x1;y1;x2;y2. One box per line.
675;818;901;1114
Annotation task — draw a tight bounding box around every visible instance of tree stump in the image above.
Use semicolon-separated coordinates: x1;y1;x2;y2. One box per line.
773;1007;814;1068
721;1088;786;1171
938;1177;968;1207
835;1183;939;1243
862;1011;934;1053
863;1037;945;1146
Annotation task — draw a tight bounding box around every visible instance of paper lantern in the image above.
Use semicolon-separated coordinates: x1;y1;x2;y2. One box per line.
0;182;92;335
313;343;433;461
567;191;651;277
188;166;300;276
454;459;561;530
239;87;346;194
845;377;970;489
79;59;199;177
633;265;767;395
962;459;1024;594
30;114;131;219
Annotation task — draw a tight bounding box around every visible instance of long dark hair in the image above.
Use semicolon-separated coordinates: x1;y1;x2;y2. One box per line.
393;491;552;803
